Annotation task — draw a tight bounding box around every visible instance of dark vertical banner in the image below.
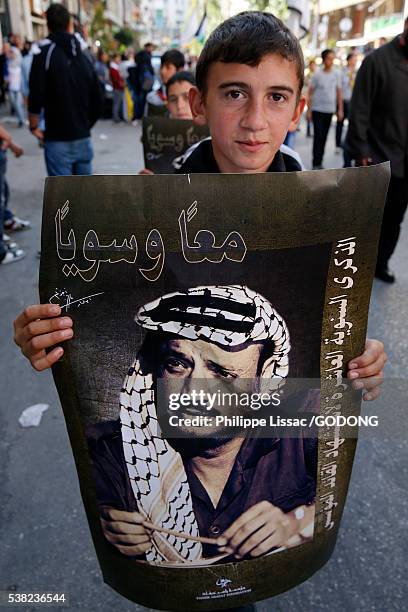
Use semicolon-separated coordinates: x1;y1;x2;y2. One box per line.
142;117;210;173
39;166;389;609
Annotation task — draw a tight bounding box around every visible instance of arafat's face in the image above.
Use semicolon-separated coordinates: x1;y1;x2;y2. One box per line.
157;338;262;437
167;81;193;120
192;54;303;174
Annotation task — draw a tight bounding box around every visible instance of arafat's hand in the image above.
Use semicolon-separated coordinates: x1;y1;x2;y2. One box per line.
100;507;152;557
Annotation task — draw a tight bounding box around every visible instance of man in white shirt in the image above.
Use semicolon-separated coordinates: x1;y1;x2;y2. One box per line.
307;49;343;169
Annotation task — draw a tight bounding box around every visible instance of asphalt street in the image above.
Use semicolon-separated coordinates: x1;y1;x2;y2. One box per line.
1;115;407;612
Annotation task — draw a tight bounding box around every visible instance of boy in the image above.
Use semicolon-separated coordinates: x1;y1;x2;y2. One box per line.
166;71;195;120
146;49;185;110
139;71;196;174
13;9;386;577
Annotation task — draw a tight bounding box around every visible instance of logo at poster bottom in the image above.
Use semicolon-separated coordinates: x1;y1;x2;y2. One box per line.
196;577;252;601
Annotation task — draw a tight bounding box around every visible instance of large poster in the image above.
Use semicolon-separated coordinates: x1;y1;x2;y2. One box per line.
142;117;210;173
39;166;389;609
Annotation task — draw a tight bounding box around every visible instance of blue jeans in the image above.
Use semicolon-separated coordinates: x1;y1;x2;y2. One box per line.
0;150;7;258
44;137;93;177
9;90;25;125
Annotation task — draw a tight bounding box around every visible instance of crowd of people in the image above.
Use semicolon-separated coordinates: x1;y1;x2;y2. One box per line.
0;2;407;287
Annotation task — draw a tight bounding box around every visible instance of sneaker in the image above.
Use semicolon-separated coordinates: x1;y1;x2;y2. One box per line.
3;233;18;249
0;245;26;264
312;164;324;170
4;215;31;231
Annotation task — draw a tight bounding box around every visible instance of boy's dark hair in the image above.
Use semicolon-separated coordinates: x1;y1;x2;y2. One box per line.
166;71;196;95
196;11;304;97
46;3;70;33
346;52;355;62
321;48;334;61
161;49;185;70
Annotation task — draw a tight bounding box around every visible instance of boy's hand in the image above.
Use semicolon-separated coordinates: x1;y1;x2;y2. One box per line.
100;507;152;556
10;142;23;157
347;338;387;401
13;304;73;371
139;168;154;175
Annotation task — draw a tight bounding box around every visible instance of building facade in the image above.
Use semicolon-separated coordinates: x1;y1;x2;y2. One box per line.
318;0;407;50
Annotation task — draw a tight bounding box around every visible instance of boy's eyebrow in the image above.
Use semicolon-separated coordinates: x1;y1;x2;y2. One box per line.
218;81;295;95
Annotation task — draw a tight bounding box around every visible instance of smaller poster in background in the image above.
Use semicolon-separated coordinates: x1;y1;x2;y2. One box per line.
142;116;210;173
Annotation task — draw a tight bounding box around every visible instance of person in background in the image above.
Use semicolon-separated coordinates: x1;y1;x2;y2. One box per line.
146;49;185;110
22;40;32;57
0;122;25;265
346;17;408;284
166;71;195;120
132;43;155;120
138;71;196;175
308;49;343;169
304;58;316;137
336;52;357;160
94;49;110;88
109;53;125;123
5;40;25;127
28;3;103;176
0;42;9;104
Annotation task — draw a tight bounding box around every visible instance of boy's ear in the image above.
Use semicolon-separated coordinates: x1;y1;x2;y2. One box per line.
287;96;306;133
189;86;207;126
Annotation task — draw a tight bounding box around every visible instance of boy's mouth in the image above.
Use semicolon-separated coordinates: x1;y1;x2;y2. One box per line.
236;140;268;153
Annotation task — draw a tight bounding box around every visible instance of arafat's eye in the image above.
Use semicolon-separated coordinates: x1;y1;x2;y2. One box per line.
165;358;188;373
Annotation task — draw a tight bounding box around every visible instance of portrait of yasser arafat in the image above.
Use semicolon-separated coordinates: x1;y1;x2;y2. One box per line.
86;285;318;567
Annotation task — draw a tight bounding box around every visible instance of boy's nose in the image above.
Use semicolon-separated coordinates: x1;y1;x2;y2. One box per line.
240;98;268;132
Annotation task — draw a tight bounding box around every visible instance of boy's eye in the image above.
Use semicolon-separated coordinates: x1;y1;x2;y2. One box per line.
270;93;286;103
226;90;244;100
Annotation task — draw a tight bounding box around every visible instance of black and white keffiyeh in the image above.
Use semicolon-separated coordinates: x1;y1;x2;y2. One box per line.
120;285;290;564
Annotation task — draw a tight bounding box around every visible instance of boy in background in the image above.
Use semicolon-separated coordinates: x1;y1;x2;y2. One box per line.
146;49;185;111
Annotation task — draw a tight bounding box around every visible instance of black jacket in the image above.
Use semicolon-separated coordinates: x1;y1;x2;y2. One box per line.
28;33;103;142
175;138;302;174
346;37;408;178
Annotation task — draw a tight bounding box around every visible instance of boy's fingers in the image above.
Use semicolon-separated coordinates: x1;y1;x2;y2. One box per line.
347;356;387;380
30;347;64;371
14;304;62;331
24;316;73;341
25;328;73;355
362;387;381;401
352;373;384;392
348;339;386;370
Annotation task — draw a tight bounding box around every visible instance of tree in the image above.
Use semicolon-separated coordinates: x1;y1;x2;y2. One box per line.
248;0;288;20
89;1;115;51
114;27;135;48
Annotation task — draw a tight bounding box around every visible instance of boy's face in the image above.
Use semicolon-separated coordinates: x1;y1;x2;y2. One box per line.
160;63;177;85
323;52;335;69
189;54;304;173
167;80;193;120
